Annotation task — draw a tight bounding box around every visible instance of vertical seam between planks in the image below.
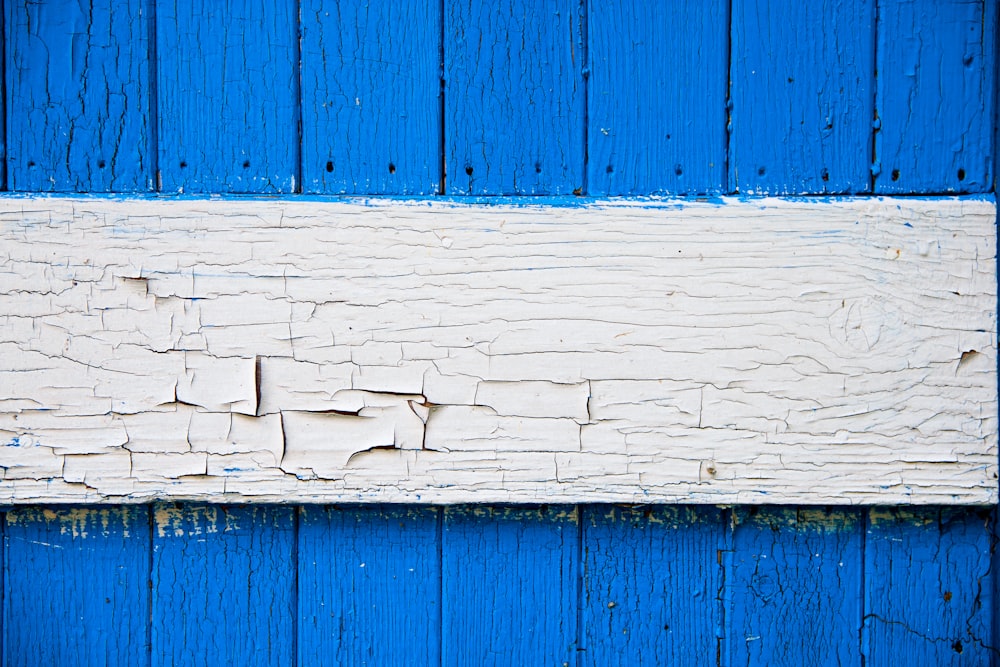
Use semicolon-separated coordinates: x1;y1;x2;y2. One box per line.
580;0;588;196
869;0;880;194
575;505;585;667
1;510;6;667
436;507;444;667
292;506;300;667
294;0;303;194
724;0;734;194
859;508;868;667
147;0;159;192
438;0;446;195
146;505;154;667
1;0;8;191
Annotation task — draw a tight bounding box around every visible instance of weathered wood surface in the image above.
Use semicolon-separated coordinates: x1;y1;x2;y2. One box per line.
0;196;994;504
2;505;994;665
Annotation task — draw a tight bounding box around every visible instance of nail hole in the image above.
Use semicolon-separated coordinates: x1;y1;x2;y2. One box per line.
952;640;963;654
179;161;187;169
674;164;683;176
957;168;965;181
665;134;671;140
465;165;473;176
821;168;829;182
963;55;974;66
325;161;333;173
757;166;766;176
27;161;35;168
242;160;250;168
534;162;541;174
388;163;396;174
606;165;613;174
97;160;106;169
891;169;899;181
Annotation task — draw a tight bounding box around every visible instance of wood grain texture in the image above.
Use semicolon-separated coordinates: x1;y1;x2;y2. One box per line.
442;506;579;665
863;508;996;665
587;0;728;195
6;0;151;191
3;507;150;667
298;505;440;666
874;0;997;194
150;505;295;667
726;508;864;666
156;0;298;193
730;0;875;194
445;0;584;194
0;196;994;505
300;0;441;194
581;506;723;666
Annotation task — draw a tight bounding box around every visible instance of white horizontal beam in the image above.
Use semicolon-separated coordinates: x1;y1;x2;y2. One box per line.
0;196;995;504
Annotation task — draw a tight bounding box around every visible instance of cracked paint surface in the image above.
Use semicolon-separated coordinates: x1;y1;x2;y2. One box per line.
0;196;995;503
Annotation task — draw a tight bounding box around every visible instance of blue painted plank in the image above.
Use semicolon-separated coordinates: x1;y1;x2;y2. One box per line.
150;505;294;667
3;507;151;667
301;0;441;194
726;508;864;667
156;0;298;193
445;0;584;194
863;508;995;666
6;0;151;191
587;0;728;195
875;0;997;193
298;505;441;666
442;506;579;665
729;0;875;194
581;506;723;666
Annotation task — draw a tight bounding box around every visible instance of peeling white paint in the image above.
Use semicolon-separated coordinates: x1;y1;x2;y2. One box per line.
0;196;995;504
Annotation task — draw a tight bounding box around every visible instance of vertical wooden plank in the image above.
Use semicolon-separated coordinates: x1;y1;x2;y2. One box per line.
297;505;440;666
581;506;723;666
445;0;584;195
730;0;875;194
863;508;994;666
442;506;579;665
301;0;441;194
151;505;294;667
6;0;151;191
4;507;151;667
727;508;863;667
156;0;298;193
588;1;728;195
875;0;997;194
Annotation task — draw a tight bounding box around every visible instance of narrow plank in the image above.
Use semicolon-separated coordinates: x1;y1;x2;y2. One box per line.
150;505;295;667
581;506;723;666
442;506;579;665
588;0;728;195
301;0;441;194
730;0;875;194
875;0;997;193
156;0;298;193
4;507;151;667
298;505;440;666
726;507;864;667
863;508;995;666
6;0;151;191
445;0;584;194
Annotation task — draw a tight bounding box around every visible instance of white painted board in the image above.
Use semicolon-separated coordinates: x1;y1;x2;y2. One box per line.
0;196;995;504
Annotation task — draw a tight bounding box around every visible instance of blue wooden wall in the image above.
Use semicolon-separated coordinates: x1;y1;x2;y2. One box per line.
2;0;999;664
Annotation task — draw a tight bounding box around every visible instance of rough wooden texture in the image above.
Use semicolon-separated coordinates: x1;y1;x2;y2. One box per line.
298;505;441;665
6;0;151;191
300;0;441;194
730;0;875;194
874;0;997;194
151;505;295;666
445;0;584;194
4;507;151;667
587;0;728;195
0;196;995;504
156;0;298;193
